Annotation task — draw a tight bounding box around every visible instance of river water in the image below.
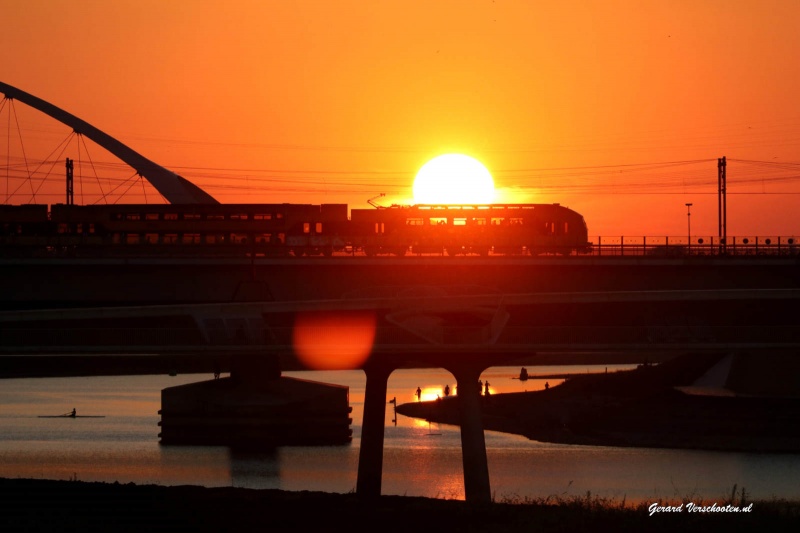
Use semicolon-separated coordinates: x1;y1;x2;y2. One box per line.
2;365;799;503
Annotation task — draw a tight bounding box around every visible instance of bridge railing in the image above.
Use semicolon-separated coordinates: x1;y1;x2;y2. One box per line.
588;236;798;257
2;234;798;259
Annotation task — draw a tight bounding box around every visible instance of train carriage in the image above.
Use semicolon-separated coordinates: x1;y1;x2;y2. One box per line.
284;204;348;257
2;202;591;257
46;203;352;257
0;204;50;257
349;203;590;256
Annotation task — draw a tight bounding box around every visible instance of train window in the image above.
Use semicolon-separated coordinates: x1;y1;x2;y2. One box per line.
146;213;159;221
207;214;224;220
184;213;201;220
126;234;140;244
144;233;158;243
406;218;424;226
374;222;385;234
57;223;69;234
253;213;272;220
164;213;178;220
230;213;248;220
182;234;200;244
453;218;467;226
316;222;323;233
88;223;95;234
491;218;504;225
278;233;286;244
126;213;140;221
563;222;569;234
509;218;523;226
474;218;487;225
163;234;178;244
303;222;310;234
276;213;284;219
430;217;447;226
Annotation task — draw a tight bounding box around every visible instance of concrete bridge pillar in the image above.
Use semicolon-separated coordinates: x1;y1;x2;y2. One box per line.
448;363;492;504
356;360;395;498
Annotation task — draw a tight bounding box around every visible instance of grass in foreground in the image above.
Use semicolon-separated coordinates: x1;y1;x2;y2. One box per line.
2;478;799;532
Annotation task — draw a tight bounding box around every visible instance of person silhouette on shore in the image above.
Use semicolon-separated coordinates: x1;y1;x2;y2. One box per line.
415;387;422;401
545;381;550;391
444;385;450;397
70;408;76;418
484;381;490;396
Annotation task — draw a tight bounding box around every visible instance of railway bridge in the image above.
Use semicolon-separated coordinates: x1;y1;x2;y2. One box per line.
2;286;799;503
1;252;799;310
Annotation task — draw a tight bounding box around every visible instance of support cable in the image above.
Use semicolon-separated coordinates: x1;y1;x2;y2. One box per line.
78;133;107;204
76;133;84;206
4;98;10;203
10;100;36;202
91;170;139;205
115;173;142;204
25;132;75;201
140;174;148;204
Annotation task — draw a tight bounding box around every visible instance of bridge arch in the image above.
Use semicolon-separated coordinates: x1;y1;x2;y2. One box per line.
0;81;218;204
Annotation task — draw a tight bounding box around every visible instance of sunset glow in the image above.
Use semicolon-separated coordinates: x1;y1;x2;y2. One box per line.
2;1;800;235
418;386;453;403
413;154;495;205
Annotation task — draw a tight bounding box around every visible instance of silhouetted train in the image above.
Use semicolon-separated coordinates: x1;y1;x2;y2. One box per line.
0;202;591;257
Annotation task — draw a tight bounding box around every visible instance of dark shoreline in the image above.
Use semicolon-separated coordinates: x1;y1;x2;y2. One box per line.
398;354;800;454
1;478;797;532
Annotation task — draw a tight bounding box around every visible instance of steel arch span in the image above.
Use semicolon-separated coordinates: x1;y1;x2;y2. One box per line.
0;81;218;204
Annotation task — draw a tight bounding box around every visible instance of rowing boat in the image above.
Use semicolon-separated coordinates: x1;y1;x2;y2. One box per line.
37;415;105;418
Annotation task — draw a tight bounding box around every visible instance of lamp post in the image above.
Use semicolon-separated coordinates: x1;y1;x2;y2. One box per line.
685;203;693;252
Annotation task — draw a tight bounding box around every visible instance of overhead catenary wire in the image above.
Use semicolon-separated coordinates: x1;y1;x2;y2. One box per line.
2;93;800;202
3;156;800;201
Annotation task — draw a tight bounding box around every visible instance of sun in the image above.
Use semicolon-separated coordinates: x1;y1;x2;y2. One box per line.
413;154;495;204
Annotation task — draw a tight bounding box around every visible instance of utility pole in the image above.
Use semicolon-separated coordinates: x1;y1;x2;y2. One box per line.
685;203;692;251
65;158;74;205
718;156;726;253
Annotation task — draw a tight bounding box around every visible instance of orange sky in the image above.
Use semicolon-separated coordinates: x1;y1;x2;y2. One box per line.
2;0;799;237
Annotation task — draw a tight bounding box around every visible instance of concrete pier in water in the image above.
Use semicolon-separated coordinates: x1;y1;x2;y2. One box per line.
159;357;352;447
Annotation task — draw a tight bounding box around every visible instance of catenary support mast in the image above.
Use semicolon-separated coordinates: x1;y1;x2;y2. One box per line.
718;156;727;252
